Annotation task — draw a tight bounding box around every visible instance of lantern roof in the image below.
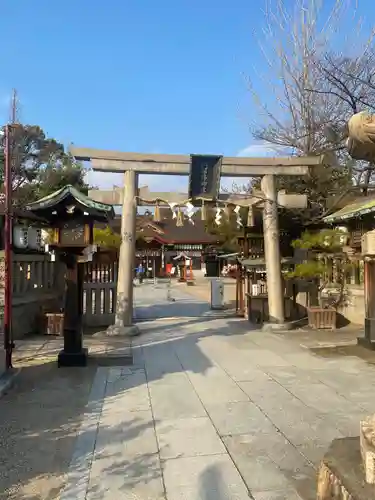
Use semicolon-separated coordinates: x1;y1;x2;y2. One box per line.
25;185;115;223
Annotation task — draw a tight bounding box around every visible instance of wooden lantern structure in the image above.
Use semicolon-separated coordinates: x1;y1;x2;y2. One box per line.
26;185;115;367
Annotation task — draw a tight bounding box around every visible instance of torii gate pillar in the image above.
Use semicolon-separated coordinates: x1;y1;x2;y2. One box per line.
107;170;138;335
261;175;284;327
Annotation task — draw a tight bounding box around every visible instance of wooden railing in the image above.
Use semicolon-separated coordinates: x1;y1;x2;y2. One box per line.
13;254;58;295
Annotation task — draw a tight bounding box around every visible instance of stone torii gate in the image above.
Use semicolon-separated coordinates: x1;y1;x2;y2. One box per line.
70;147;327;333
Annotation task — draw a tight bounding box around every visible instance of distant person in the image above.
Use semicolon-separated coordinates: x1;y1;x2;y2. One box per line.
137;263;144;284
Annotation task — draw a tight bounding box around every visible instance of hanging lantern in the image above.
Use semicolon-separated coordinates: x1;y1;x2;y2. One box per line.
153;201;161;222
176;208;184;227
13;226;28;249
28;227;42;250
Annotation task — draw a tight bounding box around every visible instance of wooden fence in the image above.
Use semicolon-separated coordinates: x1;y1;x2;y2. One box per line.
82;261;117;327
0;253;65;338
0;254;120;337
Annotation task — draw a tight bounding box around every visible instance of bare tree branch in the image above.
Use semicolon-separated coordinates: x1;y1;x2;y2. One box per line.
240;0;375;208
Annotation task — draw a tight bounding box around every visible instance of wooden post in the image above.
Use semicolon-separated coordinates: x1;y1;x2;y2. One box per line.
58;255;87;366
238;267;244;317
235;268;240;313
360;258;375;348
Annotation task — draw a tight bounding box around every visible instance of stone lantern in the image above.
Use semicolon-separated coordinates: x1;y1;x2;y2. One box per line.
26;185;115;367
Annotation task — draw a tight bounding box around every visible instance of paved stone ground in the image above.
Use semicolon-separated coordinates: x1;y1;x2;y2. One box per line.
57;282;375;499
1;281;374;499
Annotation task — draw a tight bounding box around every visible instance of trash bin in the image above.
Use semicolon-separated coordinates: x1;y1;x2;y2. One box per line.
210;279;224;310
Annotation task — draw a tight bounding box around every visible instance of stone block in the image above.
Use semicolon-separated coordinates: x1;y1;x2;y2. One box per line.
148;377;206;420
87;452;164;500
223;435;292;491
186;371;249;405
360;414;375;484
162;454;250;500
155;416;225;459
317;437;375;500
205;401;276;436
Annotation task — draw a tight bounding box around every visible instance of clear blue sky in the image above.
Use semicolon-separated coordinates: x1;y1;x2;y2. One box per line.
0;0;373;191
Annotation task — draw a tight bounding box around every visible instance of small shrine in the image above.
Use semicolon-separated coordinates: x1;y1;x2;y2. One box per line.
235;214;300;321
26;185;115;367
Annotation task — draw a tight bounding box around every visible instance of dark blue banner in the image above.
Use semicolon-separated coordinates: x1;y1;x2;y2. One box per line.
188;154;222;200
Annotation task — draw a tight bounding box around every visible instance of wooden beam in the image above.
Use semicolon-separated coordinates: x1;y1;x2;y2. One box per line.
70;146;326;177
88;187;307;209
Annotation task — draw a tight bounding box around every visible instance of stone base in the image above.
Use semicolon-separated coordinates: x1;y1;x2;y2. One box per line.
357;336;375;350
360;415;375;484
106;324;140;337
57;348;88;367
261;321;293;332
317;437;375;499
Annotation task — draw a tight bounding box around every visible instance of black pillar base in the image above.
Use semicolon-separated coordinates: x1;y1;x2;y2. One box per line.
57;348;89;367
357;317;375;350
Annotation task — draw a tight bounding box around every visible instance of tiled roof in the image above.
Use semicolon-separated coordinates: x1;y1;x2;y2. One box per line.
25;185;115;221
324;196;375;223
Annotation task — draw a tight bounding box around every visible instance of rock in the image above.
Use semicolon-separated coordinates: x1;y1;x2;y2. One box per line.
316;437;375;499
360;414;375;484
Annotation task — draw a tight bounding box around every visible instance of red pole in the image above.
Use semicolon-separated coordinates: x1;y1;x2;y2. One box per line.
4;124;13;369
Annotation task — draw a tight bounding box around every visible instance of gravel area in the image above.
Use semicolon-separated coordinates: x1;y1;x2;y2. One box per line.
0;360;96;500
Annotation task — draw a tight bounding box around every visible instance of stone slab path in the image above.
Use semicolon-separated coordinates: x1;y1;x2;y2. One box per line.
133;279;232;321
54;283;375;500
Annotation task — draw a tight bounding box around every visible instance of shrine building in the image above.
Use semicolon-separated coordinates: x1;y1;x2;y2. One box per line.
111;208;221;276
